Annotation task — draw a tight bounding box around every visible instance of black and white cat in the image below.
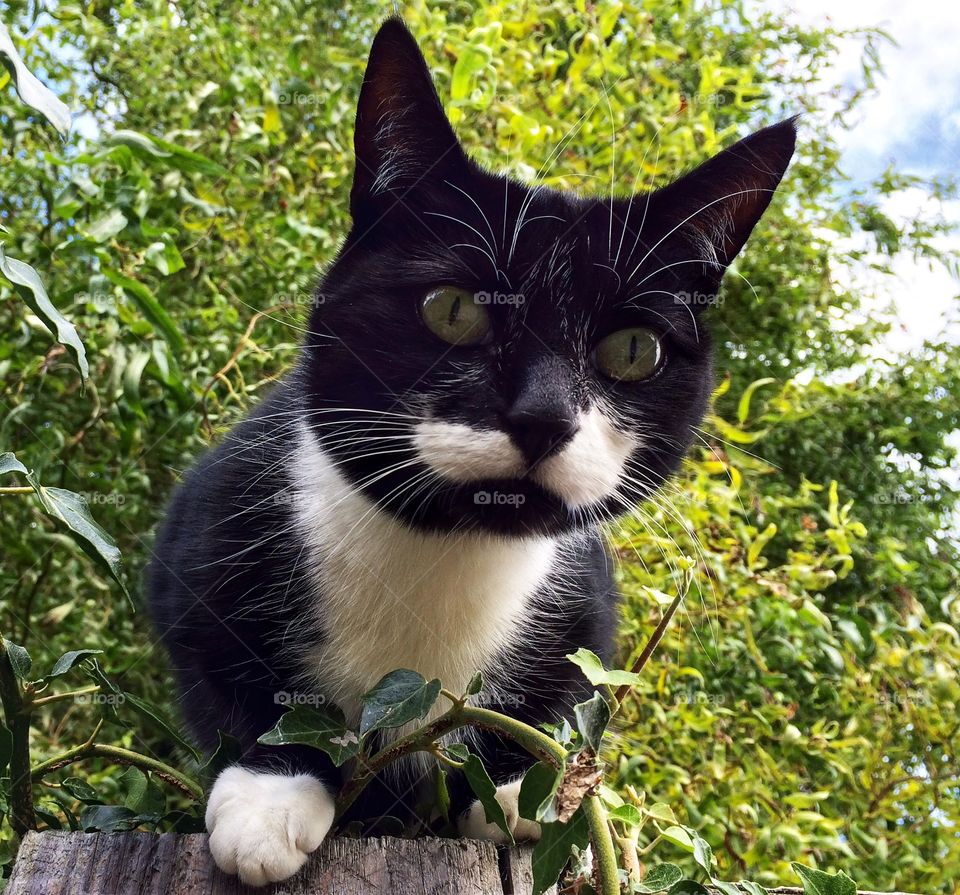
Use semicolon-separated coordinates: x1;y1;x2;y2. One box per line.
148;17;795;887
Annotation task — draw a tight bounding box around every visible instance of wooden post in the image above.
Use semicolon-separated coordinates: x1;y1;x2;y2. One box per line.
6;831;553;895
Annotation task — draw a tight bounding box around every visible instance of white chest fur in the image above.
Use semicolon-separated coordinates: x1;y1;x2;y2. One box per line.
290;423;557;721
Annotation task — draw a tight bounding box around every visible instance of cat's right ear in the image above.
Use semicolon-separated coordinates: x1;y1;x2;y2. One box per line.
350;17;468;224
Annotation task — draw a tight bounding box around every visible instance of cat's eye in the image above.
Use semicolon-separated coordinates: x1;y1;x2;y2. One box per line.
420;286;492;346
593;327;663;382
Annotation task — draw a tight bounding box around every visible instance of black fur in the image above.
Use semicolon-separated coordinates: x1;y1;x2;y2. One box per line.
148;17;795;828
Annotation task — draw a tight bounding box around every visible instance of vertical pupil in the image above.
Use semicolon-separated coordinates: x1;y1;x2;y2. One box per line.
447;296;462;326
628;334;638;365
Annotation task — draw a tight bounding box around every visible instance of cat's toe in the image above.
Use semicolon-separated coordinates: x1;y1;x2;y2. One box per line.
206;766;335;886
458;777;541;843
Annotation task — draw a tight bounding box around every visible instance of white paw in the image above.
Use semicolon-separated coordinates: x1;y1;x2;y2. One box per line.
458;777;541;843
205;766;335;886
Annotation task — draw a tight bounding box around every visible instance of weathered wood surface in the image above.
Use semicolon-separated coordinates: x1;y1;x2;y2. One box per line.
6;831;553;895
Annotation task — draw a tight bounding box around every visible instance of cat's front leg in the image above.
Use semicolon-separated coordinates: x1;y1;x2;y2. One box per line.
457;777;541;843
206;765;335;886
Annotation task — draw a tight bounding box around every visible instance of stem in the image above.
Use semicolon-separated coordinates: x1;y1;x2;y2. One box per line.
32;743;204;801
613;586;686;707
0;639;36;833
0;486;33;495
583;794;619;895
335;703;566;821
29;685;100;708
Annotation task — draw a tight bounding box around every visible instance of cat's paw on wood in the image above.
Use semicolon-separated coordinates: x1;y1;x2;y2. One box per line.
458;778;541;843
205;766;335;886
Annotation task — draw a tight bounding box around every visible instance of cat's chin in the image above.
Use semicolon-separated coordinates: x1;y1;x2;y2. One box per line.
380;476;598;538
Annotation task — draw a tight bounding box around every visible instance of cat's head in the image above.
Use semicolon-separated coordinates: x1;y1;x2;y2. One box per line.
302;18;795;538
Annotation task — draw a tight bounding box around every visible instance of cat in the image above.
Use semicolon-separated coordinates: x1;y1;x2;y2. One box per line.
148;16;795;887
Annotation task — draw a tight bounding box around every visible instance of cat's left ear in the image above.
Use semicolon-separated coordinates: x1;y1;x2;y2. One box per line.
647;118;797;290
350;17;468;223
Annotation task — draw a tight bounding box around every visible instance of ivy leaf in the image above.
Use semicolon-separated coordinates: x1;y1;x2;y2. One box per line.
636;864;684;893
24;471;128;599
47;649;103;679
258;704;360;766
531;806;590;895
518;760;563;823
0;246;88;381
0;22;71;135
573;691;611;752
791;864;858;895
2;639;32;679
566;647;640;687
359;669;441;737
462;753;513;843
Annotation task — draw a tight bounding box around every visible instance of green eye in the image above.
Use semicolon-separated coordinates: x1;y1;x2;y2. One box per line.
420;286;492;346
593;327;663;381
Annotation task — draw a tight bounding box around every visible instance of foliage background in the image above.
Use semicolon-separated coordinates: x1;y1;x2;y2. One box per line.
1;0;958;891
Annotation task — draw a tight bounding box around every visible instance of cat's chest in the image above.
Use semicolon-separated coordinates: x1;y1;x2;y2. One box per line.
291;427;556;717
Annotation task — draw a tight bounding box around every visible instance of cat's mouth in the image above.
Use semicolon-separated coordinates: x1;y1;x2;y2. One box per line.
412;407;635;513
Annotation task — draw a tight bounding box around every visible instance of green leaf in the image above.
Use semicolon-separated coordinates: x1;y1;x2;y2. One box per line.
359;669;441;737
47;649;103;679
25;471;128;598
0;453;28;477
145;240;186;276
573;691;611;752
102;269;185;353
566;647;640;687
82;208;128;243
124;694;201;763
660;825;696;852
60;776;103;805
107;129;227;176
258;705;360;766
712;880;741;895
200;730;242;780
0;245;88;380
518;761;563;823
0;22;71;135
465;671;483;696
462;754;513;843
79;804;138;832
2;639;32;679
637;864;684;893
740;882;768;895
791;864;858;895
693;836;714;874
531;806;590;895
668;882;710;895
737;377;777;423
608;804;642;825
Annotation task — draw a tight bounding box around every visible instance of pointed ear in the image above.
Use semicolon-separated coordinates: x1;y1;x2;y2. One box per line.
650;118;797;285
350;17;468;221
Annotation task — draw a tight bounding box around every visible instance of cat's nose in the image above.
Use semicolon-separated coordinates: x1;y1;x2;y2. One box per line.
504;399;578;466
